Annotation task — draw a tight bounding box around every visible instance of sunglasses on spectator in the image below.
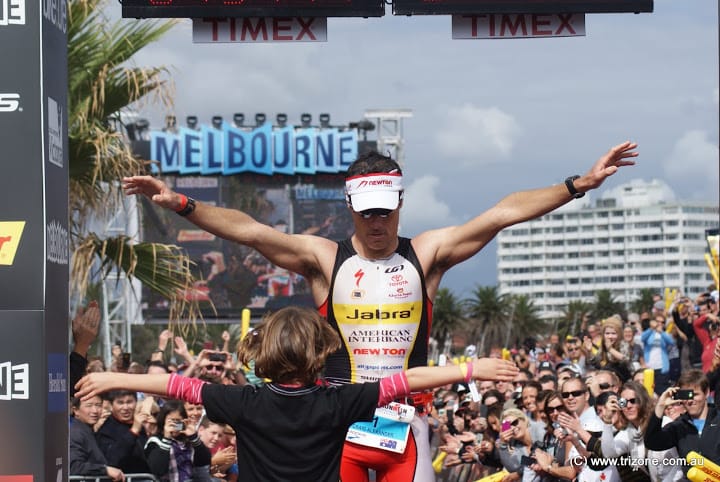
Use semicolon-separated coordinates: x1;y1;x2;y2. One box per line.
546;404;563;414
561;390;586;399
506;419;521;427
621;398;638;407
598;382;614;390
206;364;224;372
359;208;393;219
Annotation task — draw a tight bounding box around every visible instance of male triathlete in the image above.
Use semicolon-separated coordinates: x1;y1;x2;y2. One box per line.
123;141;637;481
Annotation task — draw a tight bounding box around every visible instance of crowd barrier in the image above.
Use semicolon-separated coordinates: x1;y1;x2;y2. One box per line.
69;474;159;482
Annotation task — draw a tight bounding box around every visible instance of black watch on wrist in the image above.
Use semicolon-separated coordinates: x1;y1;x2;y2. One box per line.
564;175;585;199
177;197;196;216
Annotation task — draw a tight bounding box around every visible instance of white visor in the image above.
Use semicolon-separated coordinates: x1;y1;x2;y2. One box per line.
345;172;403;212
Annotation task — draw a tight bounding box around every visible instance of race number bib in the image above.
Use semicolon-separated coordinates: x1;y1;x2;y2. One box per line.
346;402;415;453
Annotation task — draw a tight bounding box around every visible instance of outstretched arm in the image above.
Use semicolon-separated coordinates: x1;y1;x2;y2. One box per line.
75;373;171;400
416;142;637;286
122;176;335;280
378;358;518;406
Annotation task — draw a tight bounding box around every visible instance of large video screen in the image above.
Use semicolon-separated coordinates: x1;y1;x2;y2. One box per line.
141;173;354;319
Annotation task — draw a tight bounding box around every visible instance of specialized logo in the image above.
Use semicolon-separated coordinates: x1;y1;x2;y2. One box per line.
0;361;29;400
354;268;364;287
48;97;64;167
0;221;25;265
0;0;25;25
0;93;21;112
47;219;68;265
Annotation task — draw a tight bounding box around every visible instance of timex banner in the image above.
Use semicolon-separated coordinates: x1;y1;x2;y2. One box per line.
0;0;69;479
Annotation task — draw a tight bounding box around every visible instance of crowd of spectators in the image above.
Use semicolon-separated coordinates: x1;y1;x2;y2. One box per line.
68;289;720;482
430;289;720;482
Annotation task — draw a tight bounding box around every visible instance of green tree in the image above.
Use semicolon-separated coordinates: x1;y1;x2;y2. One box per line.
431;287;466;356
464;285;508;355
68;0;200;324
559;299;593;338
630;288;657;315
506;294;545;346
592;289;624;321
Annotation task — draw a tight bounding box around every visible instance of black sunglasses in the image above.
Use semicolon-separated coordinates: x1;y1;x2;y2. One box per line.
546;405;563;414
359;208;392;219
561;390;586;399
598;382;614;390
622;398;638;407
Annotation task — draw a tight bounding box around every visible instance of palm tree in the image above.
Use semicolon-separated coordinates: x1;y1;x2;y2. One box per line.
68;0;201;324
464;285;508;356
431;287;466;358
630;287;657;315
506;294;545;346
592;289;625;321
559;299;593;337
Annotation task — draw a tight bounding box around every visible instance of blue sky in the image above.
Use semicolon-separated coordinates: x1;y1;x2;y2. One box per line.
127;0;719;299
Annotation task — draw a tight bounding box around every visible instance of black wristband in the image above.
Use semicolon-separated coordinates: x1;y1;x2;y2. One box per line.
177;197;196;216
564;175;585;199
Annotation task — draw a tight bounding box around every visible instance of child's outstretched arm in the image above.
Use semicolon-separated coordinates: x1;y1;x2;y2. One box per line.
77;372;208;404
75;372;171;400
378;358;518;406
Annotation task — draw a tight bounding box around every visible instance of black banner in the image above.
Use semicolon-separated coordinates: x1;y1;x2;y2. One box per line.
0;0;69;478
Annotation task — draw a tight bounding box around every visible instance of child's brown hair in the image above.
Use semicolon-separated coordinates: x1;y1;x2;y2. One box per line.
238;306;340;385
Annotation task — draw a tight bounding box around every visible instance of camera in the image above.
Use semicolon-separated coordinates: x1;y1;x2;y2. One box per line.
173;421;185;431
618;398;628;409
520;455;537;467
552;422;567;436
209;352;227;363
674;389;695;401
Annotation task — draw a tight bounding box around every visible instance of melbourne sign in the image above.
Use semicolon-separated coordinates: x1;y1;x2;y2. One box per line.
150;122;359;176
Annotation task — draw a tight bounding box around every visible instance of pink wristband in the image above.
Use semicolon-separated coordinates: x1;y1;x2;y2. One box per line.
464;361;473;383
377;372;410;407
166;373;206;405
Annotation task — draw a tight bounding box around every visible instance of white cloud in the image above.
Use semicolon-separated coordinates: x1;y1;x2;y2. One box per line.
432;104;521;167
663;130;718;179
400;175;456;234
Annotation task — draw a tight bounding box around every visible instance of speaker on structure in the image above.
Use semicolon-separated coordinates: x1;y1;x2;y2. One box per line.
358;140;378;156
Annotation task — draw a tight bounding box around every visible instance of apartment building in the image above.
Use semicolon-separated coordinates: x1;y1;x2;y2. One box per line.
497;179;719;319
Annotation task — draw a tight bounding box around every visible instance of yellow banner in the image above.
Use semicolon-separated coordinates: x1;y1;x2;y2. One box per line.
0;221;26;266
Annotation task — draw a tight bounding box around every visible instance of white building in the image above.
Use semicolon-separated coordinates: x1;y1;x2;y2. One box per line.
496;179;719;320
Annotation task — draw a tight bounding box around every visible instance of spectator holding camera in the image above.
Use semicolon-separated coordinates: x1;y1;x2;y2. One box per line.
644;369;720;468
600;381;652;481
528;391;579;481
496;408;536;481
145;399;212;482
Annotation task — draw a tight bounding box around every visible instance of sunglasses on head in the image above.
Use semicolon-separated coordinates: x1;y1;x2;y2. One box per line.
359;208;392;219
561;389;586;399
